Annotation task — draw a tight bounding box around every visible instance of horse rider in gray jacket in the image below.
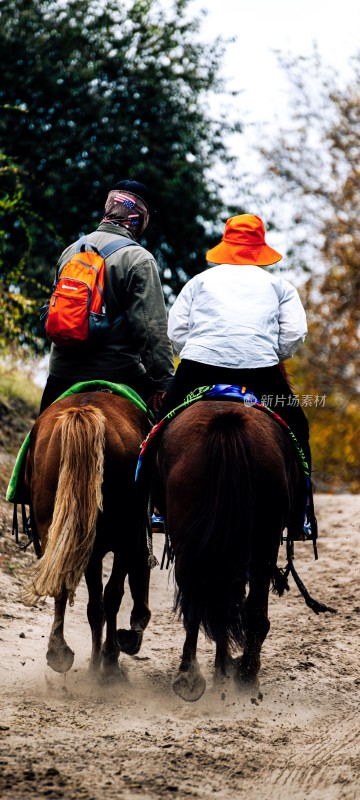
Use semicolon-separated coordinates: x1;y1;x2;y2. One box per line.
40;180;174;414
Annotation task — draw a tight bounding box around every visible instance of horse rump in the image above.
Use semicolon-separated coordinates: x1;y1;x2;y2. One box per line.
167;406;256;648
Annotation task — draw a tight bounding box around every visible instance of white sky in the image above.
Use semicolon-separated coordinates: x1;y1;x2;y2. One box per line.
180;0;360;267
191;0;360;124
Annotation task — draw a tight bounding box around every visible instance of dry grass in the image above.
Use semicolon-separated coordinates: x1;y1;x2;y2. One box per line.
0;362;42;410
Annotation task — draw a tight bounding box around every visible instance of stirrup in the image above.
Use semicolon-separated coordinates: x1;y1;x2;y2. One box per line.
151;513;164;530
303;519;313;538
284;511;318;560
304;511;318;540
285;521;316;543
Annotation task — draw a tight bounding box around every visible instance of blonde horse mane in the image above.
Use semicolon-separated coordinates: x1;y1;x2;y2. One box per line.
23;405;106;606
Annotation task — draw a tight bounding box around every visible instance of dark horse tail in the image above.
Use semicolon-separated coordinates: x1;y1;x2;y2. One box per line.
173;409;255;648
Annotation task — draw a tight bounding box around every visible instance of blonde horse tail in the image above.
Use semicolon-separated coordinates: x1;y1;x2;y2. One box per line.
23;406;106;606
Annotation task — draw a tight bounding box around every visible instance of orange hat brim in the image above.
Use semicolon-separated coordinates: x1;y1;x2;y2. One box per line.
206;241;282;266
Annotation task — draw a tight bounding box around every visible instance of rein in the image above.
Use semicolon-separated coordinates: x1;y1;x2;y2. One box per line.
12;503;42;559
285;538;336;615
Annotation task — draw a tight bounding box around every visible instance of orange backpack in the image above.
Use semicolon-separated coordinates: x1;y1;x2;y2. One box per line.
44;237;137;347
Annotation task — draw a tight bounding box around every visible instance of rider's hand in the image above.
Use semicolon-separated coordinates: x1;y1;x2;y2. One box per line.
147;391;166;417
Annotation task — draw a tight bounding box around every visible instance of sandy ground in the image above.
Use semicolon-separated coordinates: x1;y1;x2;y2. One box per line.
0;492;359;800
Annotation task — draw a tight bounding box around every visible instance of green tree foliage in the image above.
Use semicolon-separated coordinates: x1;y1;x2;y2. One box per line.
0;0;240;350
0;149;52;351
260;52;360;490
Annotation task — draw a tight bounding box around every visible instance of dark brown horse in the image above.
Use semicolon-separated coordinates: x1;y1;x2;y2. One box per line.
154;400;305;701
23;392;151;677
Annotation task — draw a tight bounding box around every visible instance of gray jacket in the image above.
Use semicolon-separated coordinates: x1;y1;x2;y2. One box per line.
49;223;174;391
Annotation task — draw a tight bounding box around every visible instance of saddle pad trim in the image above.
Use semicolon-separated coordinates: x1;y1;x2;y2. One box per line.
6;380;148;503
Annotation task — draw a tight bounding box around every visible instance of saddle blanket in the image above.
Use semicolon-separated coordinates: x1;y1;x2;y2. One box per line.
6;380;149;503
136;383;310;482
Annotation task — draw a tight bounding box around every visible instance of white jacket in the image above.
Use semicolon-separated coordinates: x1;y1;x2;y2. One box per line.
168;264;307;368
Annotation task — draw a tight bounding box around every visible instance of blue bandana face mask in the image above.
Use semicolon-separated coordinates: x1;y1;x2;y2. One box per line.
102;190;149;237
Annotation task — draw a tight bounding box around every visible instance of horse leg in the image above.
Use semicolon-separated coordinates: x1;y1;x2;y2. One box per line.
101;554;126;676
46;587;74;673
85;553;104;672
173;620;206;702
214;579;247;683
214;634;233;683
235;571;271;686
117;538;151;656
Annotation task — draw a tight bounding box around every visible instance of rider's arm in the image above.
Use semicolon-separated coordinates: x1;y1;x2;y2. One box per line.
278;281;308;361
126;258;175;390
167;281;194;355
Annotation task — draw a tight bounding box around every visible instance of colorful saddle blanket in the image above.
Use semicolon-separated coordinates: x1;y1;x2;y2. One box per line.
6;380;149;503
136;383;310;482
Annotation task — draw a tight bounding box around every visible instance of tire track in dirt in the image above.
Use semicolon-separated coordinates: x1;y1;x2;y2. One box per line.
266;707;360;798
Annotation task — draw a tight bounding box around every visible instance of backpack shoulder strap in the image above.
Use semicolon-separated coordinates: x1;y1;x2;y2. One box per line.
56;237;138;280
56;237;96;278
99;238;138;260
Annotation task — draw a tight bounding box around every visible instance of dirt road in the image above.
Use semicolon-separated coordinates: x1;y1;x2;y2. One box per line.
1;494;359;800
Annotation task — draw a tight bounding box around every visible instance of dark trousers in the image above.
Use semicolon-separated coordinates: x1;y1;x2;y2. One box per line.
39;372;154;415
159;359;311;467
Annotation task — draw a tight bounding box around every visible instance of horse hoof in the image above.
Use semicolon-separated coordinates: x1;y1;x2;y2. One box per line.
46;644;74;673
130;608;151;631
214;656;234;683
173;670;206;702
236;673;259;690
101;664;129;684
117;628;143;656
233;656;259;688
88;659;101;674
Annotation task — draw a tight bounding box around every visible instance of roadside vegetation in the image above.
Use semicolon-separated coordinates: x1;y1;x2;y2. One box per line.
0;2;358;493
0;363;40;459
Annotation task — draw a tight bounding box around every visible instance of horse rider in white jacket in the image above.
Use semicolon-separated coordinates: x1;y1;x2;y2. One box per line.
160;213;316;537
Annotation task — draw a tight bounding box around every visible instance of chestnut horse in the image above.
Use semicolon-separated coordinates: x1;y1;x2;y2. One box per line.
154;400;305;701
23;392;151;677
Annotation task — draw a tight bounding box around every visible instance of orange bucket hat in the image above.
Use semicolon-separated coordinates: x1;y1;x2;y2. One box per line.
206;214;282;266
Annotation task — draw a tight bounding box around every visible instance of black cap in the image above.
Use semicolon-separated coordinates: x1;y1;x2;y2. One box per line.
111;180;156;214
